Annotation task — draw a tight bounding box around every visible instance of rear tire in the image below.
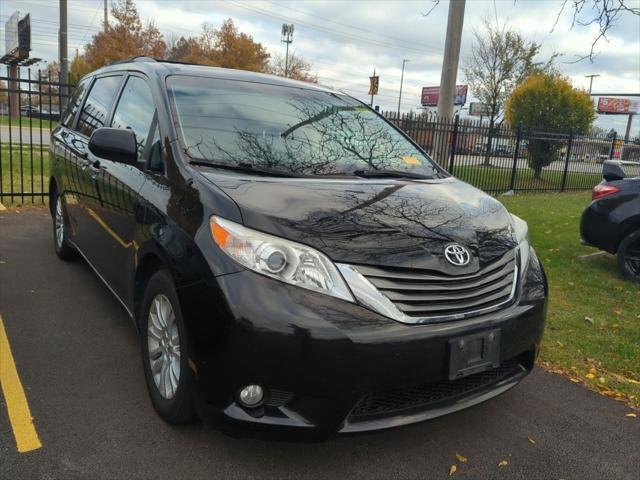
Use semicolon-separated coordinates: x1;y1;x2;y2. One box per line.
52;191;77;261
617;230;640;283
140;269;197;424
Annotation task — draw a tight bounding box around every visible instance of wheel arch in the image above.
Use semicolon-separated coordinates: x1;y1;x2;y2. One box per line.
133;246;174;330
616;215;640;251
48;176;58;216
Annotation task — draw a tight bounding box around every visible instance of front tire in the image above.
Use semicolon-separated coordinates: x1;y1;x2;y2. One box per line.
52;192;77;261
617;230;640;283
140;269;197;424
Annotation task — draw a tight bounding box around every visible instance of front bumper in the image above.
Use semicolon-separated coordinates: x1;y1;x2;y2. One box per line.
179;250;547;439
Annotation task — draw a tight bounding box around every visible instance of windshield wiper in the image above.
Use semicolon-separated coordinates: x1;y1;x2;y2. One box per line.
189;160;296;177
351;169;432;179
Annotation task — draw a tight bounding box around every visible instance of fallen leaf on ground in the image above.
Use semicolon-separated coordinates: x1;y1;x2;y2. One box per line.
626;413;637;418
584;316;594;324
586;373;595;379
570;378;580;383
599;377;606;384
455;453;467;463
528;437;536;444
449;464;457;476
497;460;508;467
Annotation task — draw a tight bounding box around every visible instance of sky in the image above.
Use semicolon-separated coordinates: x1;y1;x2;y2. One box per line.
1;0;639;136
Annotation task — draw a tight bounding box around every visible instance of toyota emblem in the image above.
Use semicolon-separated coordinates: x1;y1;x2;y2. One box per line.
444;244;471;266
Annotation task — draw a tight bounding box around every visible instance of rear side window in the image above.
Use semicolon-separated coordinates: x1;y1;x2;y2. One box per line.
77;75;122;137
61;78;89;127
111;76;155;159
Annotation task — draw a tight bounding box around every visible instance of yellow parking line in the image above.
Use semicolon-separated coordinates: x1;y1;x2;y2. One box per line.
0;314;42;453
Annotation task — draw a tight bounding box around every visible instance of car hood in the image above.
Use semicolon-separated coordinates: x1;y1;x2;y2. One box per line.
201;173;517;273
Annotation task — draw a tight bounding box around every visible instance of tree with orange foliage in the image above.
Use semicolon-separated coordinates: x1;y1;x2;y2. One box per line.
208;19;270;72
167;36;212;66
82;0;166;70
169;19;270;73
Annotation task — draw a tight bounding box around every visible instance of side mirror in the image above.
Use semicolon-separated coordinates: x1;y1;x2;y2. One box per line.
88;127;137;165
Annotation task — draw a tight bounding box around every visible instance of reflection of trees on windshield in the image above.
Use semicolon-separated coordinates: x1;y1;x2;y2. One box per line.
183;99;440;176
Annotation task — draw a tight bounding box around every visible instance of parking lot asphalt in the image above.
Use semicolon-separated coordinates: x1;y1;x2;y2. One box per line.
1;208;639;480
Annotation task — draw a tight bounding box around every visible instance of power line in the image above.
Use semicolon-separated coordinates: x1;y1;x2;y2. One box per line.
222;0;429;54
266;1;435;50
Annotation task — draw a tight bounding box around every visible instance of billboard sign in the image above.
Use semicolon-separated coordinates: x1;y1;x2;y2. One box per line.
3;12;30;61
18;14;31;59
421;85;468;106
469;102;491;116
597;97;639;115
4;11;19;58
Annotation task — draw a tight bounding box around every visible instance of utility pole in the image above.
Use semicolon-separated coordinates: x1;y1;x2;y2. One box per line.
585;74;600;94
281;24;294;78
436;0;465;120
435;0;465;166
59;0;69;109
624;114;634;141
397;59;410;119
104;0;109;30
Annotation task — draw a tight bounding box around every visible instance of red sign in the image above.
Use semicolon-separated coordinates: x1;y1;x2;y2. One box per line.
597;97;639;115
421;85;468;106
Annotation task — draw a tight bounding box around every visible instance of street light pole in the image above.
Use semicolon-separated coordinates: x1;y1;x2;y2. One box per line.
585;74;600;94
397;59;410;119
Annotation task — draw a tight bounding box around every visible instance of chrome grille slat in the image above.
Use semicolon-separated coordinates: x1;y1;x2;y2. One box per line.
395;287;513;313
370;262;514;291
357;250;515;283
381;274;514;302
355;249;517;320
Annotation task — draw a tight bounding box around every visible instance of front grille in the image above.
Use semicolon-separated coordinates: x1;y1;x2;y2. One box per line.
356;249;517;319
349;361;524;419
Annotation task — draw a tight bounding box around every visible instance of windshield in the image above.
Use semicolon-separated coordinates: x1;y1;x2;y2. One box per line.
167;75;443;178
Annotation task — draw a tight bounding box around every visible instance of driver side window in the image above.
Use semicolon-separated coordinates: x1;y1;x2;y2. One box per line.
111;76;156;161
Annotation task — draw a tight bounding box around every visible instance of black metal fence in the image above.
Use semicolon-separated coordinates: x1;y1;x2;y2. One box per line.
1;66;639;205
383;111;640;194
0;67;75;204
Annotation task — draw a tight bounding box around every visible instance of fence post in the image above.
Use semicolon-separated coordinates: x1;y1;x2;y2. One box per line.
609;131;617;159
561;128;574;192
509;122;523;191
448;114;459;172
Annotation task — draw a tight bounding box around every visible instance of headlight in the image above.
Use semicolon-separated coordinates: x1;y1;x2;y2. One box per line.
511;214;531;272
210;216;354;302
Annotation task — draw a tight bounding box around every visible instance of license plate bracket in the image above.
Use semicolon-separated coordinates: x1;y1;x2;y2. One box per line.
448;329;501;380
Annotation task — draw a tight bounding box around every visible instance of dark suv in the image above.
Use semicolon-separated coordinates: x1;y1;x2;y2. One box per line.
49;58;547;438
581;161;640;282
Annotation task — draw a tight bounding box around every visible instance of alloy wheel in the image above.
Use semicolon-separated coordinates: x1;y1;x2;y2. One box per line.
147;294;181;400
55;196;65;249
623;239;640;276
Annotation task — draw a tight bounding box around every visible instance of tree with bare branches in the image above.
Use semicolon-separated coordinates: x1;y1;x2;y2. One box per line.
269;53;318;83
464;19;554;164
552;0;640;61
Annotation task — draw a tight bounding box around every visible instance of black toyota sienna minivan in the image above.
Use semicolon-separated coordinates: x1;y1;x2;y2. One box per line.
49;58;547;438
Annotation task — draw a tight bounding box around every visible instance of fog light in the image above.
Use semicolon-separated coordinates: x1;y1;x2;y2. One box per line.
238;384;264;407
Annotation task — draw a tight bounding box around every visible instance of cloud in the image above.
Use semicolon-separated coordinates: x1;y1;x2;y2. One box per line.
2;0;638;135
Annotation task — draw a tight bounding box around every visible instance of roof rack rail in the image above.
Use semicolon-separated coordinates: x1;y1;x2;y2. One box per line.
109;56;157;66
152;58;209;67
